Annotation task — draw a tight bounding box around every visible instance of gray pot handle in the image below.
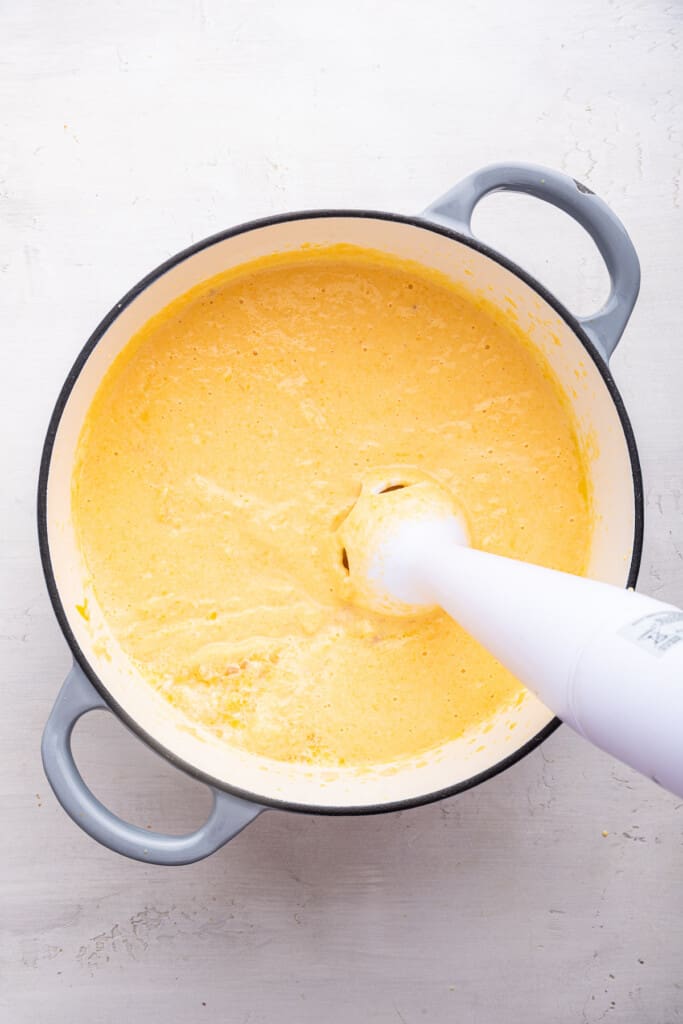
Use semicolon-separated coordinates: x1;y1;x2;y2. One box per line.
422;162;640;362
41;663;264;865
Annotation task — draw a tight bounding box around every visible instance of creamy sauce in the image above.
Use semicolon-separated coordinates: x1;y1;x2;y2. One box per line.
72;247;592;767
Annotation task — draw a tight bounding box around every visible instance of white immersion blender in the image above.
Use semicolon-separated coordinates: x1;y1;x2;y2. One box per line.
339;478;683;798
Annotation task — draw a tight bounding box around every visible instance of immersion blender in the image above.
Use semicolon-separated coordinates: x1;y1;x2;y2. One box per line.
339;478;683;798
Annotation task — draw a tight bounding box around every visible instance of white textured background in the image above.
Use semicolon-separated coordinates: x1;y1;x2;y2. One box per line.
2;1;682;1021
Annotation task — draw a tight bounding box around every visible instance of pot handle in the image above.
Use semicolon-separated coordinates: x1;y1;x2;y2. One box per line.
41;663;264;865
422;162;640;362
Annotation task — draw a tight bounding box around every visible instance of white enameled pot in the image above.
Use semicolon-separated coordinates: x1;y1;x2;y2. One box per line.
39;163;642;864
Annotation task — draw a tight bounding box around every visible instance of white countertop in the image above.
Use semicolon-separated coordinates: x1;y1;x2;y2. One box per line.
3;2;683;1020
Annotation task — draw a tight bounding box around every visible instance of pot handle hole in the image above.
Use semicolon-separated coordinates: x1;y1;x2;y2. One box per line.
41;663;264;865
422;162;640;362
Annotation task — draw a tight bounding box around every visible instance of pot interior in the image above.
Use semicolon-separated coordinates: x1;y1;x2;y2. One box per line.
44;214;639;809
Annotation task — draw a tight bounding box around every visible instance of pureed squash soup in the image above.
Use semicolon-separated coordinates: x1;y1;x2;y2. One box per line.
72;246;592;768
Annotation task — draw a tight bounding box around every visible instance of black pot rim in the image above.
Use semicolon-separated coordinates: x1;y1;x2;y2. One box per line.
37;208;644;816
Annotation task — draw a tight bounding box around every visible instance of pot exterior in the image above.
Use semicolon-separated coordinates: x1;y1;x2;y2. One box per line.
39;208;642;815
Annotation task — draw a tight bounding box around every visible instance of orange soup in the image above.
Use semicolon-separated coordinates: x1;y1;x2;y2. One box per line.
72;248;592;767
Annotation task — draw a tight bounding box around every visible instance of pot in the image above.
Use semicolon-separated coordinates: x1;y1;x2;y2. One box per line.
39;162;643;864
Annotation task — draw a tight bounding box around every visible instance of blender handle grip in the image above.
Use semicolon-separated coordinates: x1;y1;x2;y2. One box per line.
422;162;640;363
41;662;264;865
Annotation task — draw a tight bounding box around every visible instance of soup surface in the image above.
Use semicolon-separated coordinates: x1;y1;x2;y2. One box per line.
72;246;592;767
